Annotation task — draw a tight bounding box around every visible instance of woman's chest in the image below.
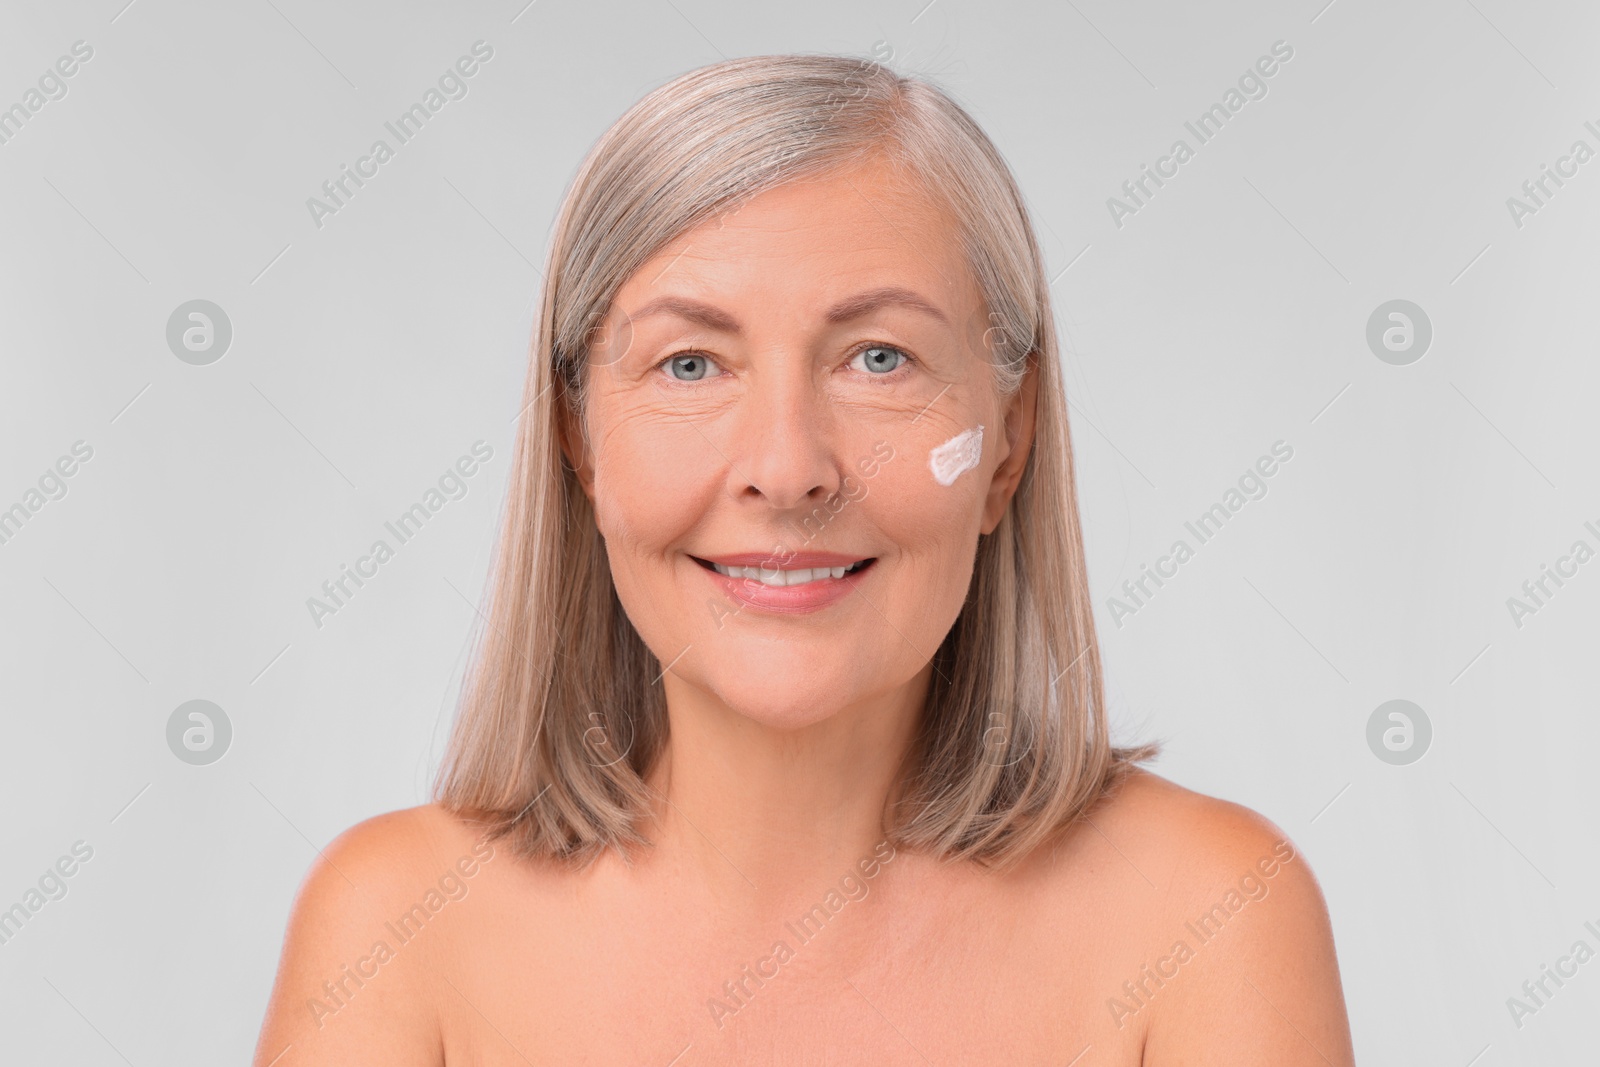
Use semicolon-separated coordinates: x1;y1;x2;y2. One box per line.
435;872;1150;1066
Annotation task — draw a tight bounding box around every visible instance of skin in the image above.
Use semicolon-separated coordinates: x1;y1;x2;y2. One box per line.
254;155;1356;1066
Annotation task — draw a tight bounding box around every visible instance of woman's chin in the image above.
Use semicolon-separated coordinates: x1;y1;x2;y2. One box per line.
704;674;859;731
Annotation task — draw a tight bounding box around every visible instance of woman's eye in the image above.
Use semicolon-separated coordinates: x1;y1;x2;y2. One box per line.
851;344;908;375
661;353;719;381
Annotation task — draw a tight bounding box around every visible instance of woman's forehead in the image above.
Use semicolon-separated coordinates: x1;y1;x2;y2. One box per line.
611;164;980;321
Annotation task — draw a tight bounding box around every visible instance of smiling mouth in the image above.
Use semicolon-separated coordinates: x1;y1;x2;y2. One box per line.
691;556;875;586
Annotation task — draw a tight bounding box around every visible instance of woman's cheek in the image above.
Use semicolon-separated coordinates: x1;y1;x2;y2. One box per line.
868;437;982;545
591;424;704;547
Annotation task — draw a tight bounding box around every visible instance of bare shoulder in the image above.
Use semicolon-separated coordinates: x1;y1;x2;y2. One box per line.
1071;768;1355;1066
1082;765;1295;860
252;803;495;1067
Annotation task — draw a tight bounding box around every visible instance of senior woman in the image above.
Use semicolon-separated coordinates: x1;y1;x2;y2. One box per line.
255;54;1354;1065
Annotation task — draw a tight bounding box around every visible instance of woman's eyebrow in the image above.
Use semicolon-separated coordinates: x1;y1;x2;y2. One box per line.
824;286;950;326
624;286;950;334
627;296;741;333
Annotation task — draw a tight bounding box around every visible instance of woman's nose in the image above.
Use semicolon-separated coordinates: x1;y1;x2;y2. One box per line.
726;374;842;512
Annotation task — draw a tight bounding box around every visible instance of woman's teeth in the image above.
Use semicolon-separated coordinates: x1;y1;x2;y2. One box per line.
709;560;867;586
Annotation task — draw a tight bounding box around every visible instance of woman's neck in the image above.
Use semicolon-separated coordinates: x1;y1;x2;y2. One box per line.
642;662;932;906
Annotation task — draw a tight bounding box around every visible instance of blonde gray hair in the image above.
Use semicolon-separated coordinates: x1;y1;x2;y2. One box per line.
432;52;1158;871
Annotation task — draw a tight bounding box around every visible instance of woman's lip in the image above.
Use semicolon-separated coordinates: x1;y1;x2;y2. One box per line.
692;551;872;569
697;557;875;614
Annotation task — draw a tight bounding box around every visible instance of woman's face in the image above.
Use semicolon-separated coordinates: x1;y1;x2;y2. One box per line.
567;154;1035;730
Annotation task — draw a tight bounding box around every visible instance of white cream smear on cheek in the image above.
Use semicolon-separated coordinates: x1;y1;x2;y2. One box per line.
929;425;984;486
